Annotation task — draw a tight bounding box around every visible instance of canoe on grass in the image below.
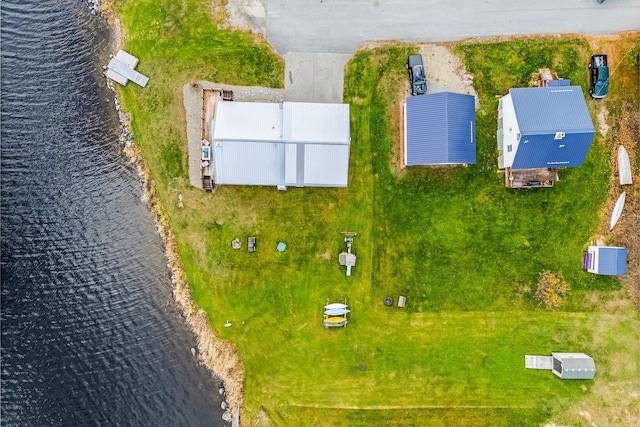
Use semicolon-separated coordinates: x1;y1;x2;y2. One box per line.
618;145;632;185
610;191;626;231
324;303;347;310
323;316;348;327
324;308;351;316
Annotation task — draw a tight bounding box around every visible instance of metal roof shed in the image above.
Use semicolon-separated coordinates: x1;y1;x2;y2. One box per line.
505;86;595;170
210;101;350;188
585;246;627;276
404;92;476;166
551;352;596;379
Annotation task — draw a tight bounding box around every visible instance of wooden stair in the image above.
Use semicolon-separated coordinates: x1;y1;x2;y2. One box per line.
203;175;213;192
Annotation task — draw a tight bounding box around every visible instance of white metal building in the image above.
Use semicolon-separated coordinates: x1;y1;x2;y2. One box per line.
551;352;596;380
210;101;350;188
525;352;596;380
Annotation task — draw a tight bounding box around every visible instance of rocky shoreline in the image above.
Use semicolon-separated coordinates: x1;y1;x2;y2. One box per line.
95;1;245;423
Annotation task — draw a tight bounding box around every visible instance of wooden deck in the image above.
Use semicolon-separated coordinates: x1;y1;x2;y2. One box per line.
505;168;559;188
201;89;233;187
202;89;222;141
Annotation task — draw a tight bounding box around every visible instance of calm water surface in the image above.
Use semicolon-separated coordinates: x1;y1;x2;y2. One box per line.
1;1;226;425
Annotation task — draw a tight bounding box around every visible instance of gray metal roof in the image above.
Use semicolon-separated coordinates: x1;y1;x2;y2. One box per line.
552;352;596;379
210;101;350;187
212;101;282;142
212;140;284;186
283;102;350;144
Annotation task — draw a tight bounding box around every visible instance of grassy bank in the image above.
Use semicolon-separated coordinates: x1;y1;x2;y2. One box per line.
111;1;640;424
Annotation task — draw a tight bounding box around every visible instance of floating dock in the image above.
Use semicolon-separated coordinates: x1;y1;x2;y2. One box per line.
106;50;149;87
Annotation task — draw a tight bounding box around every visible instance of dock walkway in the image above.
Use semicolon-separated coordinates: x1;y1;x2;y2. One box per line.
106;50;149;87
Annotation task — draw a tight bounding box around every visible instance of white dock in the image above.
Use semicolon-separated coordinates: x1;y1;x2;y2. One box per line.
106;50;149;87
525;355;553;370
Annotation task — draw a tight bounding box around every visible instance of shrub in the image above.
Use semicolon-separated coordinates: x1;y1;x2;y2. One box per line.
535;270;571;310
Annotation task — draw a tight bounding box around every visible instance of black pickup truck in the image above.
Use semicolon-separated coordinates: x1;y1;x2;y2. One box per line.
588;54;609;99
406;54;427;96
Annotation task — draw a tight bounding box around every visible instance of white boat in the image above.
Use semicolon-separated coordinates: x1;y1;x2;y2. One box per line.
324;308;351;316
618;145;632;185
324;303;347;310
610;191;626;231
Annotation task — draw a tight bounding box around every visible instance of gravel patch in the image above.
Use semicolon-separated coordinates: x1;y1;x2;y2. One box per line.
225;0;266;35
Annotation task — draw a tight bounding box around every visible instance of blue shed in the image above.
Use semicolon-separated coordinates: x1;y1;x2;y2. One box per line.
404;92;476;166
498;86;595;170
584;246;627;276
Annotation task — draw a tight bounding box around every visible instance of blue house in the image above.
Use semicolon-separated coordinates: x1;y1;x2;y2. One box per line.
497;86;595;187
404;92;476;166
583;246;627;276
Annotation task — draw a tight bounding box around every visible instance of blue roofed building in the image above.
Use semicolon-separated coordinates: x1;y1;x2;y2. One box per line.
497;86;596;188
404;92;476;166
583;246;627;276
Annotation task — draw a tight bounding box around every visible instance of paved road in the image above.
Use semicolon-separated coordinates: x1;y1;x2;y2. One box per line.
267;0;640;54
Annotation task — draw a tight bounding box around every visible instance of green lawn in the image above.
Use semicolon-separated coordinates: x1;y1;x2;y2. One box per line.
112;1;640;425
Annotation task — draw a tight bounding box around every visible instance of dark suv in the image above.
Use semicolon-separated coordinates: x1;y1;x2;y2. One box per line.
406;54;427;96
588;54;609;99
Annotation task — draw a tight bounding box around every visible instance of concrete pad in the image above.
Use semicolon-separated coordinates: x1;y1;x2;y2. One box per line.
284;52;352;103
183;82;204;189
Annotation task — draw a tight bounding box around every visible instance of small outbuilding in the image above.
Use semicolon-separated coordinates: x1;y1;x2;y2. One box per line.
404;92;476;166
582;246;627;276
551;352;596;380
525;352;596;380
338;252;356;276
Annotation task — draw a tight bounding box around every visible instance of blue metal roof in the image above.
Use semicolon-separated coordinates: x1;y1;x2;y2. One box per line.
597;247;627;276
405;92;476;165
510;87;595;169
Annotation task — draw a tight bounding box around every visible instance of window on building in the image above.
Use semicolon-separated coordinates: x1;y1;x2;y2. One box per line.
553;357;562;374
507;144;512;153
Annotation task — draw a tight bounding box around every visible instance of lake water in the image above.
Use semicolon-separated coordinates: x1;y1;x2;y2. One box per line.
1;1;226;425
